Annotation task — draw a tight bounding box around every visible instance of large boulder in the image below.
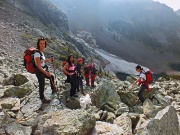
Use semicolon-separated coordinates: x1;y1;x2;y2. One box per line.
143;99;162;119
136;106;180;135
91;81;121;109
34;109;96;135
118;90;139;107
114;113;132;134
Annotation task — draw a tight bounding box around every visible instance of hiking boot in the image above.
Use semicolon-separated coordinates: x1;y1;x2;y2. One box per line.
81;91;86;95
41;98;51;104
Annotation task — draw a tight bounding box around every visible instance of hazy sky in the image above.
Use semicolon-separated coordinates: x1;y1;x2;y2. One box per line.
154;0;180;11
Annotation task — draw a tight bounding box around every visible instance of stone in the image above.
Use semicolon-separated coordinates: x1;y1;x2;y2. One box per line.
118;90;139;107
115;103;129;116
106;112;116;123
143;99;162;119
35;109;96;135
136;106;180;135
91;81;121;109
0;98;20;111
66;98;81;109
114;113;132;135
5;122;32;135
91;121;125;135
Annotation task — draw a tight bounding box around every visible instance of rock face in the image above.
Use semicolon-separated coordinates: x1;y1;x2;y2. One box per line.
34;109;96;135
16;0;69;34
136;106;180;135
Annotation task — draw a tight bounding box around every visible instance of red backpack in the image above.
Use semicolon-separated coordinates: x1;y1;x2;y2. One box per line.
24;47;42;74
144;70;153;84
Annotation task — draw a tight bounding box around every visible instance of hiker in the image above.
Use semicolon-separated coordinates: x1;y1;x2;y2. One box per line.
34;38;57;104
129;65;151;103
90;63;97;88
62;54;78;100
76;58;86;95
84;63;90;86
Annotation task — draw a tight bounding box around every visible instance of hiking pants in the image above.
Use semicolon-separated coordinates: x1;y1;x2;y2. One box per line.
91;74;96;87
138;84;146;103
85;74;89;85
35;69;55;99
76;76;84;93
69;75;77;97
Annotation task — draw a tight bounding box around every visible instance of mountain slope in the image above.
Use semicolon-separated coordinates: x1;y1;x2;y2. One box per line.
176;9;180;17
49;0;180;73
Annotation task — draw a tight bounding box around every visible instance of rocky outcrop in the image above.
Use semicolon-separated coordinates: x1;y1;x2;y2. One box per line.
15;0;69;34
136;106;180;135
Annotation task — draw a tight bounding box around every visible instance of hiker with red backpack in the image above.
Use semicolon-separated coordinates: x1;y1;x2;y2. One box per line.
84;63;90;86
33;38;57;104
76;58;86;95
129;65;153;103
62;54;78;100
90;63;97;88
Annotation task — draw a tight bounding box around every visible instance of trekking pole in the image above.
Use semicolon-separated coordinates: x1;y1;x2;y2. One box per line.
50;56;63;108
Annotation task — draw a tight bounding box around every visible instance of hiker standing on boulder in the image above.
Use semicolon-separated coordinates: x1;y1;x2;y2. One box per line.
129;65;152;103
84;63;90;86
63;54;78;100
76;58;86;95
90;63;97;88
34;38;57;104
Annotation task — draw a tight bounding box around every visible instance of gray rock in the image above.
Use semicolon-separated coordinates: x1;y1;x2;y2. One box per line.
115;103;129;116
91;121;125;135
35;109;96;135
5;122;32;135
114;113;132;135
143;99;162;119
91;81;121;109
100;110;108;121
106;112;116;123
118;90;139;107
0;98;20;111
136;106;180;135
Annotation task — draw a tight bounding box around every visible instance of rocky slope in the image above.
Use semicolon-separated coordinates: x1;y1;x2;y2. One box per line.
1;0;180;135
0;45;180;134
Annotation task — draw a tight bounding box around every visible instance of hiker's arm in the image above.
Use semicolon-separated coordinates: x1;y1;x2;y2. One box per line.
62;63;72;76
129;78;140;90
45;57;54;63
35;57;51;76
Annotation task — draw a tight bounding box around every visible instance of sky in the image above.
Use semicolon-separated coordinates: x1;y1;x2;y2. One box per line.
154;0;180;11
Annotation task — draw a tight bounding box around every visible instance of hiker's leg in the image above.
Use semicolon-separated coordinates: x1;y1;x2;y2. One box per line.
91;75;96;86
69;77;76;97
80;77;84;93
138;84;146;103
76;77;80;92
45;74;56;91
36;72;45;100
85;74;89;85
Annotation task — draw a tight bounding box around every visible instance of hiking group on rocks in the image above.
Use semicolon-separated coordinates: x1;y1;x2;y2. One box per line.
24;38;153;105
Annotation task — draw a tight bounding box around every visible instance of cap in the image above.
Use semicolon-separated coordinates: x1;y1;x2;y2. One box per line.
77;58;83;63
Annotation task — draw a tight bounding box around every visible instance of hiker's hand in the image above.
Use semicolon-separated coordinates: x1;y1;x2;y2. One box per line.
129;86;133;91
50;56;54;62
46;72;51;77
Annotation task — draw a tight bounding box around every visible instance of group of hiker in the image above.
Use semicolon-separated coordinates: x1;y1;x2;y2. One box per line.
25;38;153;104
27;38;98;103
